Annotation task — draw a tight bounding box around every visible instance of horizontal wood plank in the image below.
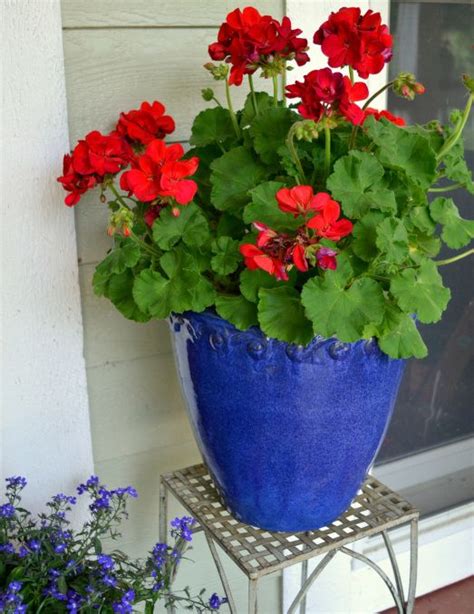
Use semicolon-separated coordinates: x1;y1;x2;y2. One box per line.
79;263;172;368
87;354;194;462
61;0;283;28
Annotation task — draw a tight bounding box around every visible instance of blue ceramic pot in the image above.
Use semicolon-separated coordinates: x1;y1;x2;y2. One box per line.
170;311;405;532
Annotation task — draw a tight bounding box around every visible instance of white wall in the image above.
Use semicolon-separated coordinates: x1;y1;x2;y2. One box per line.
1;0;94;510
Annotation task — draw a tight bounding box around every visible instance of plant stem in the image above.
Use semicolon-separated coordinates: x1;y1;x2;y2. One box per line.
212;96;223;107
349;66;355;85
225;78;241;139
436;93;473;161
324;125;331;178
109;183;130;210
362;80;395;110
248;74;258;115
428;182;465;193
281;64;287;107
272;74;279;106
435;248;474;266
286;124;306;184
130;231;161;259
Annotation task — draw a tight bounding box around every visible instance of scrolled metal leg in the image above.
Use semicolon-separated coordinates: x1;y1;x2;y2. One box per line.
159;479;168;544
287;551;337;614
205;532;237;614
382;530;405;607
406;518;418;614
248;578;258;614
340;547;404;614
300;559;308;614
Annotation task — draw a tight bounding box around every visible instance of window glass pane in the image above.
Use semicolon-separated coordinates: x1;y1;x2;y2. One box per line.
377;1;474;463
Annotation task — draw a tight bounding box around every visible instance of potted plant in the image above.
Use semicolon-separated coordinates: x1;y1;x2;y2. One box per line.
58;6;473;532
0;475;224;612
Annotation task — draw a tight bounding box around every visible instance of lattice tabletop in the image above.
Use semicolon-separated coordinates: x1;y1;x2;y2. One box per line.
161;463;418;578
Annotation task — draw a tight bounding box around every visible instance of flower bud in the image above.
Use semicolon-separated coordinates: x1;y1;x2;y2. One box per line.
393;72;425;101
201;88;215;102
100;193;107;203
462;74;474;94
203;62;229;81
122;226;131;237
171;207;181;218
294;120;319;142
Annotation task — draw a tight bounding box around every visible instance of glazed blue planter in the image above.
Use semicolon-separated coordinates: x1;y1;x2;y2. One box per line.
170;311;405;532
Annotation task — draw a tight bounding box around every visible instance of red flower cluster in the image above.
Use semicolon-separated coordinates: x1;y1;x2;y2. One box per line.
314;7;392;78
285;68;369;125
120;140;199;205
58;131;132;206
116;101;175;146
364;108;406;126
240;186;353;279
208;7;309;85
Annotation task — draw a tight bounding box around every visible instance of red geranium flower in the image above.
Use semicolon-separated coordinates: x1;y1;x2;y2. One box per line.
306;193;353;241
72;131;132;177
290;243;309;272
285;68;368;125
120;140;199;204
209;8;308;86
364;108;406;126
57;154;97;207
240;244;288;281
276;185;321;216
316;247;338;270
314;7;392;78
116;101;175;145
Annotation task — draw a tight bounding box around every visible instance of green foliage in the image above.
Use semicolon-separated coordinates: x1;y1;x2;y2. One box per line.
190;107;237;148
375;218;409;264
210;146;267;213
249;107;296;165
215;294;258;329
390;260;451;323
365;306;428;359
152;203;210;250
365;116;437;189
301;257;385;343
258;286;314;345
327;151;396;218
211;236;240;275
430;197;474;248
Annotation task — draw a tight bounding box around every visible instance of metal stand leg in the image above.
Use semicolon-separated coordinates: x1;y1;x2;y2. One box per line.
382;530;405;607
248;578;258;614
287;551;337;614
406;518;418;614
300;560;308;614
159;481;175;614
205;533;237;614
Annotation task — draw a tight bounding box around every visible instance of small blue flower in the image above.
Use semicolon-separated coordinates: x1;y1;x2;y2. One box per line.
5;476;27;490
209;593;226;610
8;582;23;593
52;493;77;506
112;589;135;614
100;573;117;588
112;486;138;498
0;503;15;518
77;475;100;494
170;516;195;542
27;539;41;552
97;554;114;571
152;581;163;592
0;542;15;554
18;546;28;558
54;543;67;554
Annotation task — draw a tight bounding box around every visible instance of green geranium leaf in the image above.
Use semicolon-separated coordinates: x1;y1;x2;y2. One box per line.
430;197;474;248
365;116;437;189
365;305;427;359
184;144;222;205
94;240;141;279
249;107;296;165
210;146;267;213
352;211;385;262
133;249;215;318
258;286;314;345
106;270;151;322
409;206;436;234
244;181;301;233
443;140;474;194
211;236;240;275
327;151;396;219
215;294;258;329
390;260;451;323
216;212;246;239
240;268;295;303
152;203;210;250
376;217;409;263
301;257;385;342
240;92;274;128
190;107;237;148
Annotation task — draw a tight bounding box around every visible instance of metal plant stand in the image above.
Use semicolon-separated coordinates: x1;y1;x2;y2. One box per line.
159;464;419;614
